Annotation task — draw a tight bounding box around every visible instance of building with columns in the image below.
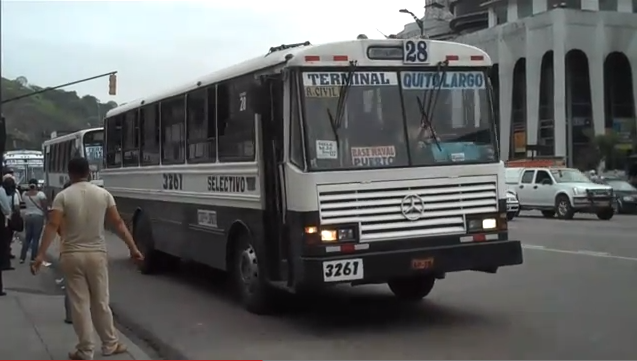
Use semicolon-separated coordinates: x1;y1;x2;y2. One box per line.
397;0;637;169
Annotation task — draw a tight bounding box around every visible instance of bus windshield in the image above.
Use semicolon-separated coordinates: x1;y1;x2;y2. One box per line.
27;165;44;181
300;69;497;171
11;165;26;184
83;130;104;171
401;70;496;166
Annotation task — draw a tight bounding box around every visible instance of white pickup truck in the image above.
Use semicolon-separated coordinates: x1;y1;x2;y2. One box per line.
506;167;614;220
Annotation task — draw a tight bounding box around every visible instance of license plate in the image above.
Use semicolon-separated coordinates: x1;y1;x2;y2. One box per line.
322;258;364;282
412;257;434;270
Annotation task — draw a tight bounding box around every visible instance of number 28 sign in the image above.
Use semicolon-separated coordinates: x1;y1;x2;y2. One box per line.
403;39;429;64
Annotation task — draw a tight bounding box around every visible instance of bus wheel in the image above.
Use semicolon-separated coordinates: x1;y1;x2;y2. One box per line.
388;275;436;301
233;234;273;314
132;215;160;275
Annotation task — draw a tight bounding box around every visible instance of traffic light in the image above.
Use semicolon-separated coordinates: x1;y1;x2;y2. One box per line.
108;74;117;96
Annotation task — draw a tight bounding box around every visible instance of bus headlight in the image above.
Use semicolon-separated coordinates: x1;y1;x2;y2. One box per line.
321;230;338;242
305;225;357;244
482;218;497;230
467;217;498;231
320;227;356;242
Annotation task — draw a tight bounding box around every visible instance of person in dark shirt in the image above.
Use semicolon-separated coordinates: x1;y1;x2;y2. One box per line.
1;173;18;270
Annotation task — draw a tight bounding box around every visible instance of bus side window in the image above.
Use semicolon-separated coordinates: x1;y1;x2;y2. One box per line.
50;144;57;172
59;141;69;172
140;104;160;166
105;116;123;168
122;110;140;167
65;141;73;169
160;95;186;164
217;75;256;162
186;87;216;163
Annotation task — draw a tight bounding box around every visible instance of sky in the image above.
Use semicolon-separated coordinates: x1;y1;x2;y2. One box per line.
1;0;426;104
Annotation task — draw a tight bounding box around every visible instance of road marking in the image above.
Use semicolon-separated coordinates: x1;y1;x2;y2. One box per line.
522;244;637;262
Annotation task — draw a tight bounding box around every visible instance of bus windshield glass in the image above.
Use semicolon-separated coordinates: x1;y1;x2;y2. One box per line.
11;165;26;184
27;165;44;181
301;71;408;170
300;69;497;171
83;130;104;170
401;70;496;166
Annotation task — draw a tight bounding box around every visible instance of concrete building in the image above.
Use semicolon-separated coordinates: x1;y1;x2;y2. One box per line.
397;0;637;169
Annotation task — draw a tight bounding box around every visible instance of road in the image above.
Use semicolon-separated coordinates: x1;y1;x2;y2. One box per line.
96;213;637;360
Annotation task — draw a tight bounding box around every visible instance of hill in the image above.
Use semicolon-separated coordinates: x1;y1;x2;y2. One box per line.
1;76;118;150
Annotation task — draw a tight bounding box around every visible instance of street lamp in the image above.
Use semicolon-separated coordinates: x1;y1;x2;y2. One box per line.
399;9;424;38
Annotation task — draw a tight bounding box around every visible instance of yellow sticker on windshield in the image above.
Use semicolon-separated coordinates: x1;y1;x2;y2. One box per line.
305;86;340;98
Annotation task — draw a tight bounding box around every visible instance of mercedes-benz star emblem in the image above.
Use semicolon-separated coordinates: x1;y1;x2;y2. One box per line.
400;194;425;221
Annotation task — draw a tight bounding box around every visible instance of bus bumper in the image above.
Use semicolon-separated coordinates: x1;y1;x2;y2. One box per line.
294;239;523;287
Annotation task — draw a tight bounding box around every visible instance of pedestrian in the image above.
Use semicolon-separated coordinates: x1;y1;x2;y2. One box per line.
20;178;47;264
61;179;73;324
1;173;21;270
31;157;144;360
0;173;12;296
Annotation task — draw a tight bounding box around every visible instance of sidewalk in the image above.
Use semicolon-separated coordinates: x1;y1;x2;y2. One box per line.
0;256;152;360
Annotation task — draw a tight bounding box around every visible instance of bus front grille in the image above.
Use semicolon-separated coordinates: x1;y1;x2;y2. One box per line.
317;176;498;242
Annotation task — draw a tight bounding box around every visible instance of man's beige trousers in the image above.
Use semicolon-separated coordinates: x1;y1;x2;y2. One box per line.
61;251;119;358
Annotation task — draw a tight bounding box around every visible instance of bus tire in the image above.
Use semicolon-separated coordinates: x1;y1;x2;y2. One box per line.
388;275;436;301
132;212;161;275
231;231;274;315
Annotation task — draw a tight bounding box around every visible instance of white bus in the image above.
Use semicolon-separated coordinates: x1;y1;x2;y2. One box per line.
4;150;45;188
42;127;104;200
103;39;522;314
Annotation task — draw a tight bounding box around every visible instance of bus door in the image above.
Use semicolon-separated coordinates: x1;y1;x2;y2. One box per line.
257;75;289;283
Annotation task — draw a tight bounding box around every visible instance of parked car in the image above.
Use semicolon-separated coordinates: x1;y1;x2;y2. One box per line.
506;189;520;220
602;177;637;214
510;167;614;220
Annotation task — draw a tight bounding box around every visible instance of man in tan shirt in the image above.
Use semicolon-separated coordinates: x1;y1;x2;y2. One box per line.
32;157;143;360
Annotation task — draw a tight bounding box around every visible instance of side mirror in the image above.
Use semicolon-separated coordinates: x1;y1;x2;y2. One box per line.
541;179;552;185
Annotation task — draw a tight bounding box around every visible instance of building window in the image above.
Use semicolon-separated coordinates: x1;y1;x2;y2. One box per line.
494;4;507;24
510;59;527;159
599;0;617;11
634;0;637;12
139;104;160;166
160;96;186;164
217;75;256;162
105;116;122;168
122;110;140;167
518;0;533;18
186;87;216;163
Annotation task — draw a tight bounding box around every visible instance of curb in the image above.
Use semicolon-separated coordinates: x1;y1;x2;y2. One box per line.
44;252;180;360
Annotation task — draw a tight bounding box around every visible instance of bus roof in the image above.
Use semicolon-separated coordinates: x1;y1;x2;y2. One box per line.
4;150;43;156
42;127;103;146
106;39;492;117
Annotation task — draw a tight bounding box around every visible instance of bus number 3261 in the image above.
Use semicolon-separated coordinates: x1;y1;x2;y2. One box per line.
162;173;183;190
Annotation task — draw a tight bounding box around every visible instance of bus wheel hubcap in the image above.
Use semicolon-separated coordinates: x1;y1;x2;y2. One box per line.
239;246;258;292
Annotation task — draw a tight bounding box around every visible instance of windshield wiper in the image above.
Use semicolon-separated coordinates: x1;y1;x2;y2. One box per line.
416;96;441;152
416;60;449;152
326;60;358;142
